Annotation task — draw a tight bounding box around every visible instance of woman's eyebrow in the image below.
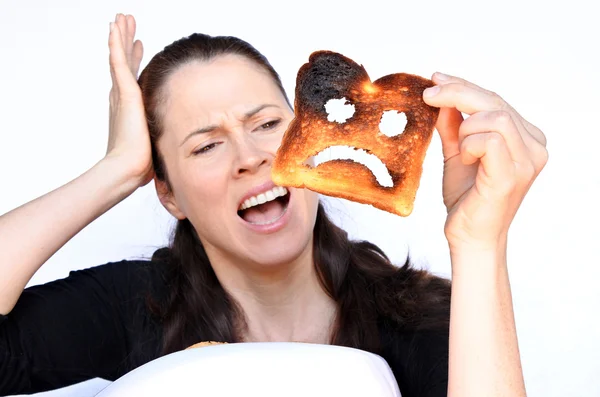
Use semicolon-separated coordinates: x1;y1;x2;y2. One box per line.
179;104;280;147
244;103;279;119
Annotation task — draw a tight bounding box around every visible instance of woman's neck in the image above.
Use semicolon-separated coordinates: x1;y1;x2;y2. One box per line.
208;244;337;344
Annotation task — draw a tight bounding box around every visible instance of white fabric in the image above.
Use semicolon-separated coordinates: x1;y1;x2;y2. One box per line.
95;342;401;396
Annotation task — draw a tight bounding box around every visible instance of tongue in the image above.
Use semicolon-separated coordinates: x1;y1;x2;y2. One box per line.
241;199;284;224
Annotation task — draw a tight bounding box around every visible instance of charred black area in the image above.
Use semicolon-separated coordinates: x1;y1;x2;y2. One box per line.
297;51;370;114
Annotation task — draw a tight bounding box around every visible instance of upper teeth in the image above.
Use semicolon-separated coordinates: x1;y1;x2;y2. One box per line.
240;186;288;211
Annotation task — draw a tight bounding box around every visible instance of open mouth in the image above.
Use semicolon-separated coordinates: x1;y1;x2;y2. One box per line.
237;186;291;226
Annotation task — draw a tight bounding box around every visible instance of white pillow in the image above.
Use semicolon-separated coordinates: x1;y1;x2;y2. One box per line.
95;342;401;397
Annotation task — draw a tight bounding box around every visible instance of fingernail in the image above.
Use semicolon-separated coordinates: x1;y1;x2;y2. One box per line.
109;22;114;32
423;86;440;97
435;72;449;81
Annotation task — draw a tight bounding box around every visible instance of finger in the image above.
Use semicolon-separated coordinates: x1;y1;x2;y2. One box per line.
523;128;549;176
435;107;463;162
108;22;117;89
458;110;530;166
108;21;137;96
429;72;548;148
109;21;126;80
431;72;492;94
423;81;506;115
121;14;132;72
116;14;128;61
126;15;136;73
505;112;548;175
132;40;144;78
460;132;516;197
521;118;547;147
424;79;547;164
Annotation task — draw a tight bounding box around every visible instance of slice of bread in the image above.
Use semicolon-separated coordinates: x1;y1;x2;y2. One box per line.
272;51;439;216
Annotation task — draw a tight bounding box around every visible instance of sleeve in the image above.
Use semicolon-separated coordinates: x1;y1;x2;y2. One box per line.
383;327;449;397
406;330;449;397
0;259;161;395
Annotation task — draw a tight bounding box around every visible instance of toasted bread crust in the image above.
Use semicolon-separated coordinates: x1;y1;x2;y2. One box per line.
272;51;439;216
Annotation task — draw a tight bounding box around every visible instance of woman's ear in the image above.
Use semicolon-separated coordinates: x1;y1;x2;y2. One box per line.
155;178;186;220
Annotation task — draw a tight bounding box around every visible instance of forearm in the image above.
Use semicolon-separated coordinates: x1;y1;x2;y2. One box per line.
0;157;139;315
447;240;526;397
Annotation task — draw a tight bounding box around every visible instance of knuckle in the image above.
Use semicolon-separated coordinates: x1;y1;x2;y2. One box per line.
520;162;536;179
535;128;548;147
489;91;508;109
495;172;517;196
486;132;504;146
491;110;513;127
536;145;549;168
446;82;466;96
541;146;549;162
457;119;471;140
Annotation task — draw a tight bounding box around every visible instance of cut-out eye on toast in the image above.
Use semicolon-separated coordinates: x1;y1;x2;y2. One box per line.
271;51;439;217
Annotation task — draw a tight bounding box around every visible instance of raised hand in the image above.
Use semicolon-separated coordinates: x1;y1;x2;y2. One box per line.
423;73;548;251
106;14;153;187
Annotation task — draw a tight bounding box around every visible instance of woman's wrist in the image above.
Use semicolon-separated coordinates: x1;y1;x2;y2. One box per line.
448;236;508;278
96;155;148;201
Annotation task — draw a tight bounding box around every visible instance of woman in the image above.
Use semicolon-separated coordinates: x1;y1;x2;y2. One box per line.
0;13;548;396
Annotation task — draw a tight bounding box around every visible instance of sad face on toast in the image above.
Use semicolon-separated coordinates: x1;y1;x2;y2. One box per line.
272;51;439;217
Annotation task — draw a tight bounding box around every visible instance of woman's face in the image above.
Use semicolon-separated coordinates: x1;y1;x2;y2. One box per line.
156;54;319;269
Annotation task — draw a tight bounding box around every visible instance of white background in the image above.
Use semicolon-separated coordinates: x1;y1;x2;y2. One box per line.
1;0;598;396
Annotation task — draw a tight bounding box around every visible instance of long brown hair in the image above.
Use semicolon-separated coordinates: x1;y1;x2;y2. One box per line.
138;33;451;355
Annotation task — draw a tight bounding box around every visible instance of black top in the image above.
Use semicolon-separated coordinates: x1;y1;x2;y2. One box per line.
0;257;449;396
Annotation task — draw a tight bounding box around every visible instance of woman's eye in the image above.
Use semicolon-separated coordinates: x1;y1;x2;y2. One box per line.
192;142;218;155
259;119;281;130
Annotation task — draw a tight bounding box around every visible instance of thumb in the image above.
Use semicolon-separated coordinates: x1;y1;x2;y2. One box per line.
435;107;463;162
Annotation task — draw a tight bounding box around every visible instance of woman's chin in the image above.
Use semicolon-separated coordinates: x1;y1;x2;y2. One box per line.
241;235;314;271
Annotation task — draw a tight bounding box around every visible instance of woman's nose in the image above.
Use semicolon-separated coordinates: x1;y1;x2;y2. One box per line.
232;137;271;177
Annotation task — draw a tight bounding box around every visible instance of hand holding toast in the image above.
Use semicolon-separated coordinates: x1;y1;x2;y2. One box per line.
423;73;548;251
